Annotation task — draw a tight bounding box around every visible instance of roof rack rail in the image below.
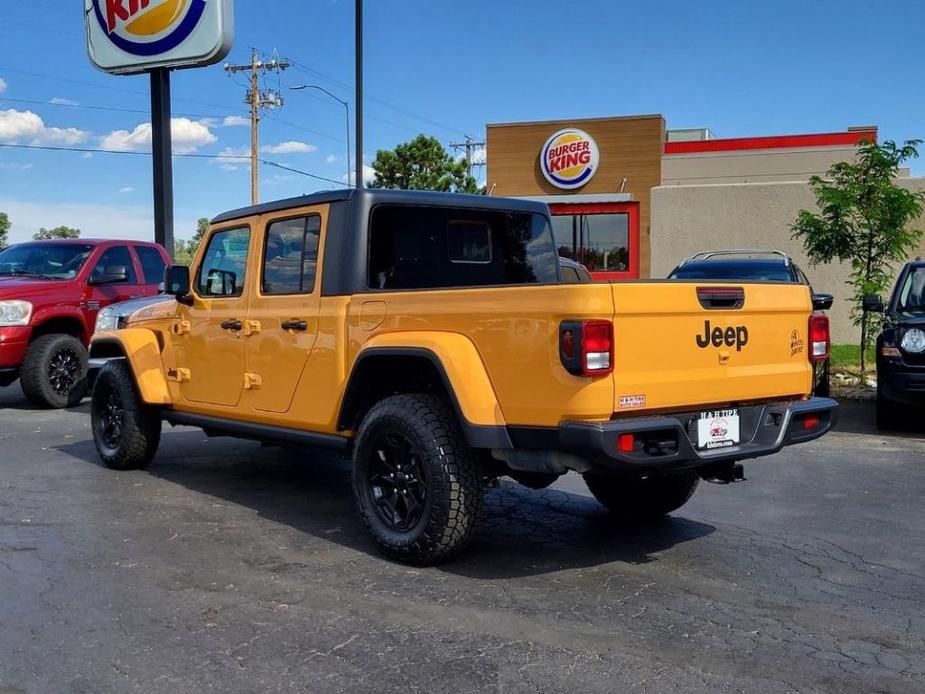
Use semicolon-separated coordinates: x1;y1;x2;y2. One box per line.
683;249;791;266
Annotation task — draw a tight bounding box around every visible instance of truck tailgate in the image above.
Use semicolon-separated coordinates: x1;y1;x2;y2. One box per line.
611;282;813;414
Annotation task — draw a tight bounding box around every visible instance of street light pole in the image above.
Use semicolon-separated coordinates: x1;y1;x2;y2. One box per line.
290;85;351;187
355;0;363;189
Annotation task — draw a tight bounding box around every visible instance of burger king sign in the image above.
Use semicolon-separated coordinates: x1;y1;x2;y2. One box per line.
540;128;600;190
86;0;234;74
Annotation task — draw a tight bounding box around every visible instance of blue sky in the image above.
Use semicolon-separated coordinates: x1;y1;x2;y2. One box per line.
1;0;923;244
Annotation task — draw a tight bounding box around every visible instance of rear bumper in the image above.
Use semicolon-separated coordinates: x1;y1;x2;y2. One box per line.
0;326;31;370
557;397;838;472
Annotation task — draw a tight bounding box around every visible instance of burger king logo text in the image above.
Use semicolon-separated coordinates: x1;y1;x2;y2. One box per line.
540;128;600;190
91;0;207;56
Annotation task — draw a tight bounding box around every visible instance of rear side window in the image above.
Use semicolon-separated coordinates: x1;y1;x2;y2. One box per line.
135;246;166;285
368;206;557;290
262;215;321;295
197;227;250;297
92;246;136;284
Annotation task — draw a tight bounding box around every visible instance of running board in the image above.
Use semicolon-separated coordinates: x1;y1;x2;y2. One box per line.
162;411;352;451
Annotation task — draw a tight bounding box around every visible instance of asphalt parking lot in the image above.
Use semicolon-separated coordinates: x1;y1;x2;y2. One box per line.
1;385;924;694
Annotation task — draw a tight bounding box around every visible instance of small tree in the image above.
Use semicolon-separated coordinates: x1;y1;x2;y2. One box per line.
370;134;480;193
792;140;925;373
173;218;210;266
0;212;9;249
34;225;81;240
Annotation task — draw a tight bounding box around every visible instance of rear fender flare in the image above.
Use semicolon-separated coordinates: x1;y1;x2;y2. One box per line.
342;332;511;449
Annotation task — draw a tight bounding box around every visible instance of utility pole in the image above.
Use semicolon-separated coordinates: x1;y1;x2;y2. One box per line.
450;136;486;180
225;50;290;204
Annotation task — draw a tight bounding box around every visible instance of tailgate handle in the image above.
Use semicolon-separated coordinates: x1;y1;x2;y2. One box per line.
697;287;745;310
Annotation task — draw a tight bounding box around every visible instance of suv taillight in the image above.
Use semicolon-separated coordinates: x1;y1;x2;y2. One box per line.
809;314;829;361
560;320;614;376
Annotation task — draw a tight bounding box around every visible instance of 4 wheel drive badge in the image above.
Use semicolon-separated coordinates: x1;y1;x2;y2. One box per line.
790;329;805;356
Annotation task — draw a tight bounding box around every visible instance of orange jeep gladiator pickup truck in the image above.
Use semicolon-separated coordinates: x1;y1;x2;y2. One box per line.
88;189;837;563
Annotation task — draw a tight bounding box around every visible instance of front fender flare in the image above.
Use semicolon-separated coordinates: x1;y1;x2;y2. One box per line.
90;329;171;405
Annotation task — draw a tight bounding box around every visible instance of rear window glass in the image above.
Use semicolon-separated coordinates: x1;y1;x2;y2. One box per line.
368;206;557;290
670;260;793;282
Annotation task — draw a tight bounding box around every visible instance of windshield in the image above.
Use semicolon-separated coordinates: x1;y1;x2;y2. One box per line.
0;244;94;280
896;267;925;314
669;260;793;282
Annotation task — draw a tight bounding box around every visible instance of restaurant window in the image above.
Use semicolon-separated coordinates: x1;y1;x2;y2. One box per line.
550;213;630;273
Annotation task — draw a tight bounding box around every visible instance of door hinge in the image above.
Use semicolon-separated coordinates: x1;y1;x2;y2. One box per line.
171;320;191;336
243;320;262;337
166;367;192;383
243;373;262;390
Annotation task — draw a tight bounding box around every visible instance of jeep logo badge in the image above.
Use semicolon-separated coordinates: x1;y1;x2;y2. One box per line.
696;320;749;351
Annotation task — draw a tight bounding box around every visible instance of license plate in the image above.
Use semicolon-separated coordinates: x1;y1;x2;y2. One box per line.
697;409;740;450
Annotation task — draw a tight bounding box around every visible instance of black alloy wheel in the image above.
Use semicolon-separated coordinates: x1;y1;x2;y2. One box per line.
97;387;125;450
366;432;428;532
47;346;82;397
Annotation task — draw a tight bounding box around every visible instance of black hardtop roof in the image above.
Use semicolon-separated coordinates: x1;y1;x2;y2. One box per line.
211;188;550;225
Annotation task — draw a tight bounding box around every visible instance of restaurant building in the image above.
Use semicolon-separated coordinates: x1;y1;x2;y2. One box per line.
486;115;925;342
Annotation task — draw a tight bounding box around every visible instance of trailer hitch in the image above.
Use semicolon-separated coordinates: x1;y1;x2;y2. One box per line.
699;462;746;484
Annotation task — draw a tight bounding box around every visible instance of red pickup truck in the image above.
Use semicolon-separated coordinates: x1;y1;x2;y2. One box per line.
0;238;168;408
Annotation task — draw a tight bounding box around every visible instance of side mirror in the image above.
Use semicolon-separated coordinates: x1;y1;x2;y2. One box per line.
862;294;884;313
164;265;193;305
89;265;128;285
811;293;834;311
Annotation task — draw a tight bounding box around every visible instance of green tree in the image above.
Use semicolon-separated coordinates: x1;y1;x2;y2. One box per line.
0;212;10;249
792;139;925;372
34;225;80;240
173;218;210;266
370;135;480;193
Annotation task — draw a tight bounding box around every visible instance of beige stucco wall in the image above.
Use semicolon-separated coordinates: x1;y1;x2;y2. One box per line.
662;146;860;185
651;178;925;344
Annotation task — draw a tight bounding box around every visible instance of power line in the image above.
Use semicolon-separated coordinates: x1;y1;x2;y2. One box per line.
0;142;347;187
286;58;470;137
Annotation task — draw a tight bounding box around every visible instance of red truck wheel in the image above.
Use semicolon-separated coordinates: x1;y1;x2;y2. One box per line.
19;334;88;409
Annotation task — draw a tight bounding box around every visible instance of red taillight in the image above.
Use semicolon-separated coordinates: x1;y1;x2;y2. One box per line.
559;319;614;376
802;414;820;430
581;320;613;375
617;433;634;453
809;314;830;362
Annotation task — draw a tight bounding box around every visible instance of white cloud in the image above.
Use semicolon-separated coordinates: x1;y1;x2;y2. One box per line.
99;117;217;154
0;78;7;94
0;197;197;246
212;146;250;171
118;186;134;194
49;97;79;107
260;140;317;155
325;154;337;165
0;161;33;171
0;109;89;146
342;164;377;186
222;115;249;127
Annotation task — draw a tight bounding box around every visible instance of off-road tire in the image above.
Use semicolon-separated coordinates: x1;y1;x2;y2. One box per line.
20;334;88;409
91;360;161;470
352;394;483;565
583;470;700;522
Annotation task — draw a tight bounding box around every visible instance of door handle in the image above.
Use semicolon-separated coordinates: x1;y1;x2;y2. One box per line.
281;319;308;331
221;319;243;331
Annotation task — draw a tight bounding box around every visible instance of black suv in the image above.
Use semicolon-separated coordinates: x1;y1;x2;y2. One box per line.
864;259;925;429
668;250;834;396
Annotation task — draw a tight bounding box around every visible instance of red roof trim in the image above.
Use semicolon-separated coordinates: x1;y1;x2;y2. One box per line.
665;130;877;155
